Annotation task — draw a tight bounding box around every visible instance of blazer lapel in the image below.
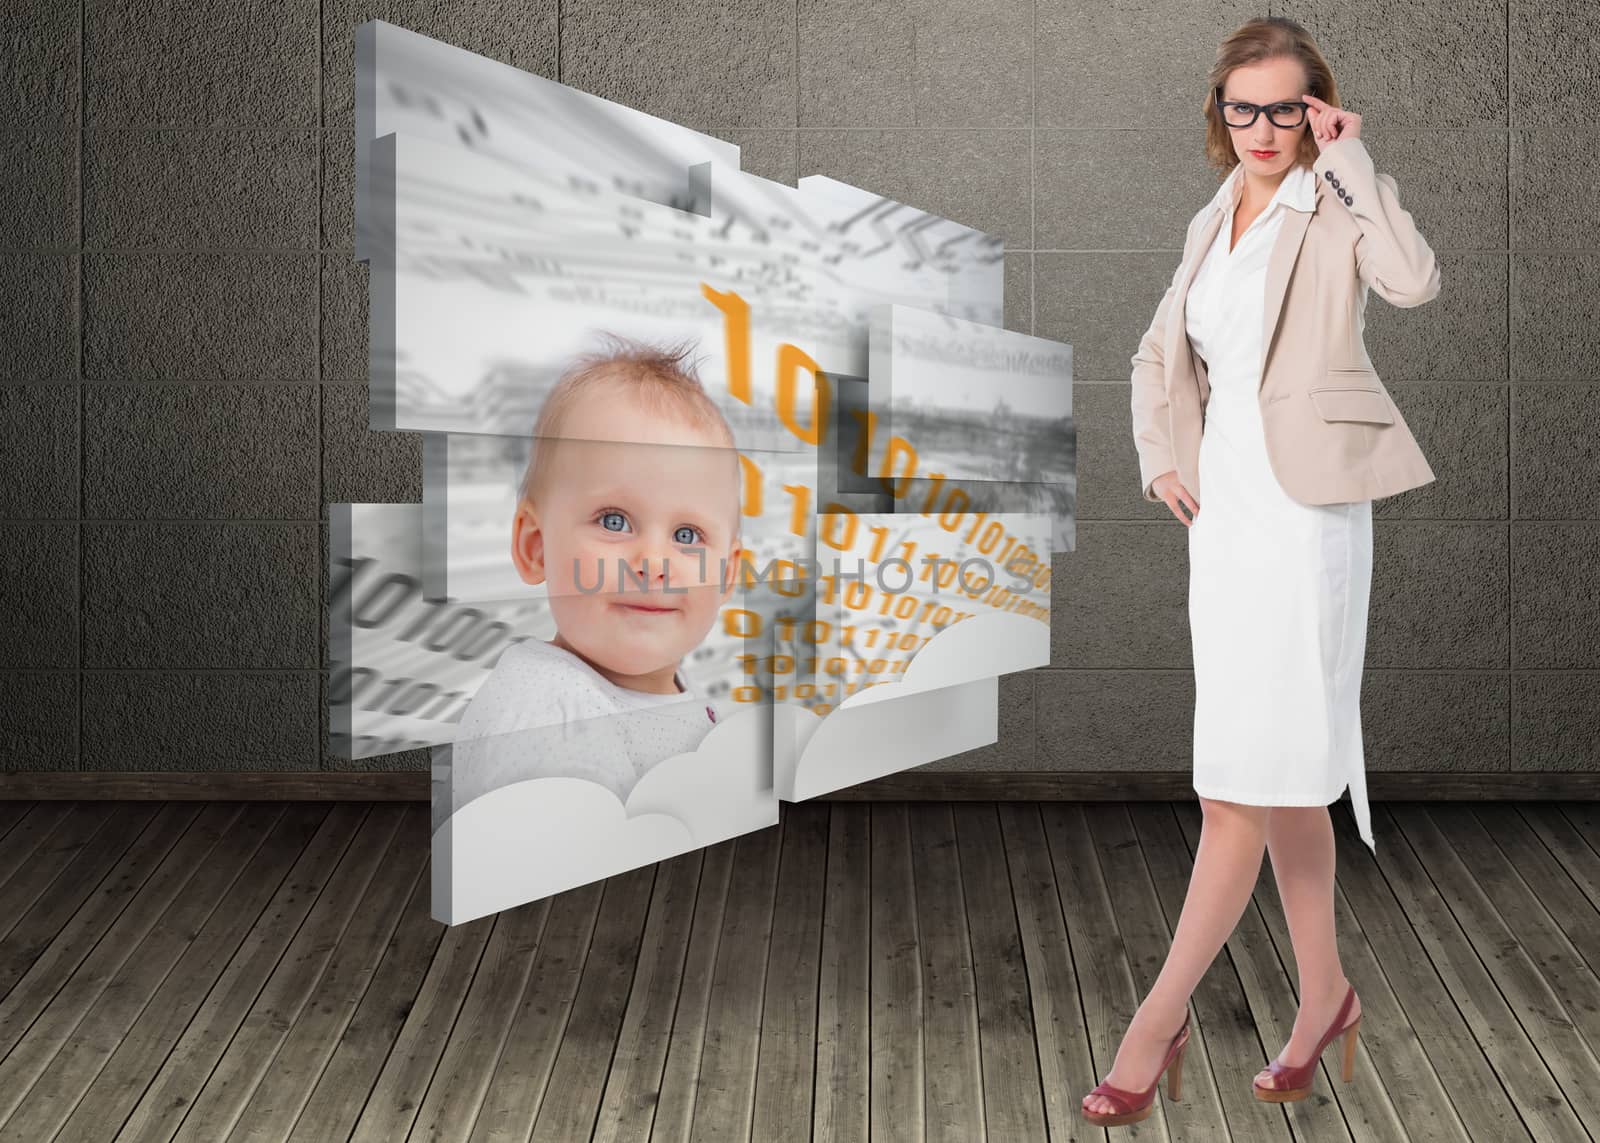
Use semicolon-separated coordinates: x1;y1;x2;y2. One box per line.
1163;170;1320;402
1259;207;1313;382
1163;207;1226;401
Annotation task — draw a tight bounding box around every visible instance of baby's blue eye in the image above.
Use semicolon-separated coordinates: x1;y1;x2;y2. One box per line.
674;525;702;545
599;511;629;533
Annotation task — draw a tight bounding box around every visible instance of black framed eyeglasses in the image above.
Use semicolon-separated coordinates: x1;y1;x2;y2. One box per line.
1213;89;1309;129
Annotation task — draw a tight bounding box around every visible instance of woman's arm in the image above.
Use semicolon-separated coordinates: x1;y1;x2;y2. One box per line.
1311;135;1440;308
1130;226;1194;502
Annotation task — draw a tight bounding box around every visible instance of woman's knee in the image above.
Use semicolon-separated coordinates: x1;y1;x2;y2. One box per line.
1264;803;1331;831
1197;796;1272;830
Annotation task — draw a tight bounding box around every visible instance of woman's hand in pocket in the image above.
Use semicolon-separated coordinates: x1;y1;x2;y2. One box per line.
1152;470;1200;526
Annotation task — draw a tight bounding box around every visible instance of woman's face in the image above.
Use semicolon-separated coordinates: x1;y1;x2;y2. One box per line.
1220;56;1311;176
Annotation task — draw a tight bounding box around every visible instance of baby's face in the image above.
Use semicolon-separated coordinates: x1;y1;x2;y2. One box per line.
512;389;743;686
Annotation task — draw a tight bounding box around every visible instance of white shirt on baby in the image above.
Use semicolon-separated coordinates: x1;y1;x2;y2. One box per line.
437;637;720;818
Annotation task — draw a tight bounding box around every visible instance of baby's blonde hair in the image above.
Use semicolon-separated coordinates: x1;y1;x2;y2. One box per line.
520;333;740;527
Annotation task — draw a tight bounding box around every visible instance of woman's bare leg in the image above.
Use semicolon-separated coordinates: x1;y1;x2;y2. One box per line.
1082;797;1270;1117
1254;804;1362;1089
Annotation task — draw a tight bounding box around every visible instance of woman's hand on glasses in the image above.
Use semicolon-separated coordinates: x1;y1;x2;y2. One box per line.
1303;93;1361;150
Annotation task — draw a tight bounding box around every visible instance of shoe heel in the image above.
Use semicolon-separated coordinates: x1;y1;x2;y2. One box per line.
1167;1041;1187;1102
1340;1016;1360;1082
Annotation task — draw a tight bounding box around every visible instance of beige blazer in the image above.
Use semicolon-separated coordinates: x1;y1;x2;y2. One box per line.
1130;135;1439;505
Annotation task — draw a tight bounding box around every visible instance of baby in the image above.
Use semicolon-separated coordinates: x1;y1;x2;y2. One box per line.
442;333;746;812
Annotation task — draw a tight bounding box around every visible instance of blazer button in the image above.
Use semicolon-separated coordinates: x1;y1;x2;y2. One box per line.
1346;194;1355;205
1324;170;1334;180
1331;176;1341;188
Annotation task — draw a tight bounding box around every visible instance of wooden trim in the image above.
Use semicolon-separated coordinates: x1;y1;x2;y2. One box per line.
3;771;1599;801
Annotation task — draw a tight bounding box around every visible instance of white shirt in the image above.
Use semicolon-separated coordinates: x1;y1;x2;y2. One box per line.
1183;161;1318;406
440;638;718;813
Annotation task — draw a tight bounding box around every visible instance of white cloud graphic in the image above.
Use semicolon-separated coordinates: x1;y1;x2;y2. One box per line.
787;675;1000;802
433;704;778;924
839;610;1047;707
433;780;693;925
772;611;1046;801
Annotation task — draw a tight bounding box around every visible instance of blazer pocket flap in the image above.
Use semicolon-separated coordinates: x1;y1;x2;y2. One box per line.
1309;386;1394;425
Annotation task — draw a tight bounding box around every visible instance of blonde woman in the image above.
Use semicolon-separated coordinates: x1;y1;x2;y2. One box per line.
1082;17;1439;1127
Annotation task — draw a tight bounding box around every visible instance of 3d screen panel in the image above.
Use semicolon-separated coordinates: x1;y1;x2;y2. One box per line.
773;510;1052;801
346;23;1076;924
354;20;739;265
362;128;1003;443
328;502;549;760
432;705;780;925
863;304;1077;552
422;429;824;609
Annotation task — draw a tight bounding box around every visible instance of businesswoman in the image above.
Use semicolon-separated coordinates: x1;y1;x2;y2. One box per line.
1081;17;1440;1127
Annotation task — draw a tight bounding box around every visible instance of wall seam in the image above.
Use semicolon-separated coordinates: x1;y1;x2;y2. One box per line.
317;0;326;771
1506;0;1515;774
77;0;86;771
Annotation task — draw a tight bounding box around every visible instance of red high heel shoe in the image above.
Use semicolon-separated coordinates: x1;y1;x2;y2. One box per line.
1081;1010;1192;1127
1254;983;1361;1102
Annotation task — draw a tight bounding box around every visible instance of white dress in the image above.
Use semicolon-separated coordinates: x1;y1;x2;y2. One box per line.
1183;162;1376;853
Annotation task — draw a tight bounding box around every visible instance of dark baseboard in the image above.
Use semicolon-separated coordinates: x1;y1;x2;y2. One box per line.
2;771;1598;801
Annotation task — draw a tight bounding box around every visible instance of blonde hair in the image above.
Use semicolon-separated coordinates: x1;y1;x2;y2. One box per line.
1204;17;1339;176
519;332;739;523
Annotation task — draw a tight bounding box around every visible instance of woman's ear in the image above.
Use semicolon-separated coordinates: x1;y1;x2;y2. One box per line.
510;499;547;586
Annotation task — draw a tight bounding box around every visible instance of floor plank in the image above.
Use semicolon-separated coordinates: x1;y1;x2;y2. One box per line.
1136;803;1286;1143
997;803;1095;1143
955;804;1046;1141
1320;805;1503;1141
1394;805;1600;1127
289;808;442;1141
651;838;735;1143
0;800;1596;1141
0;803;158;992
59;804;332;1142
529;864;658;1143
1234;803;1403;1141
814;803;870;1143
1245;805;1457;1142
1372;804;1569;1140
2;802;285;1142
169;802;408;1142
348;882;496;1141
1038;802;1143;1142
228;802;430;1143
591;847;705;1143
751;802;827;1143
1092;802;1222;1141
867;804;921;1143
687;820;781;1143
113;803;374;1142
910;805;984;1143
409;876;564;1140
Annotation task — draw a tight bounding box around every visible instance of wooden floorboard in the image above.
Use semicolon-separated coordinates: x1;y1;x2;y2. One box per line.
911;805;984;1143
867;804;920;1142
1091;803;1212;1142
816;802;869;1143
957;804;1047;1142
2;802;276;1141
1322;805;1497;1142
1;800;1598;1141
1140;803;1286;1143
1417;806;1600;1123
112;802;371;1141
752;801;827;1143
